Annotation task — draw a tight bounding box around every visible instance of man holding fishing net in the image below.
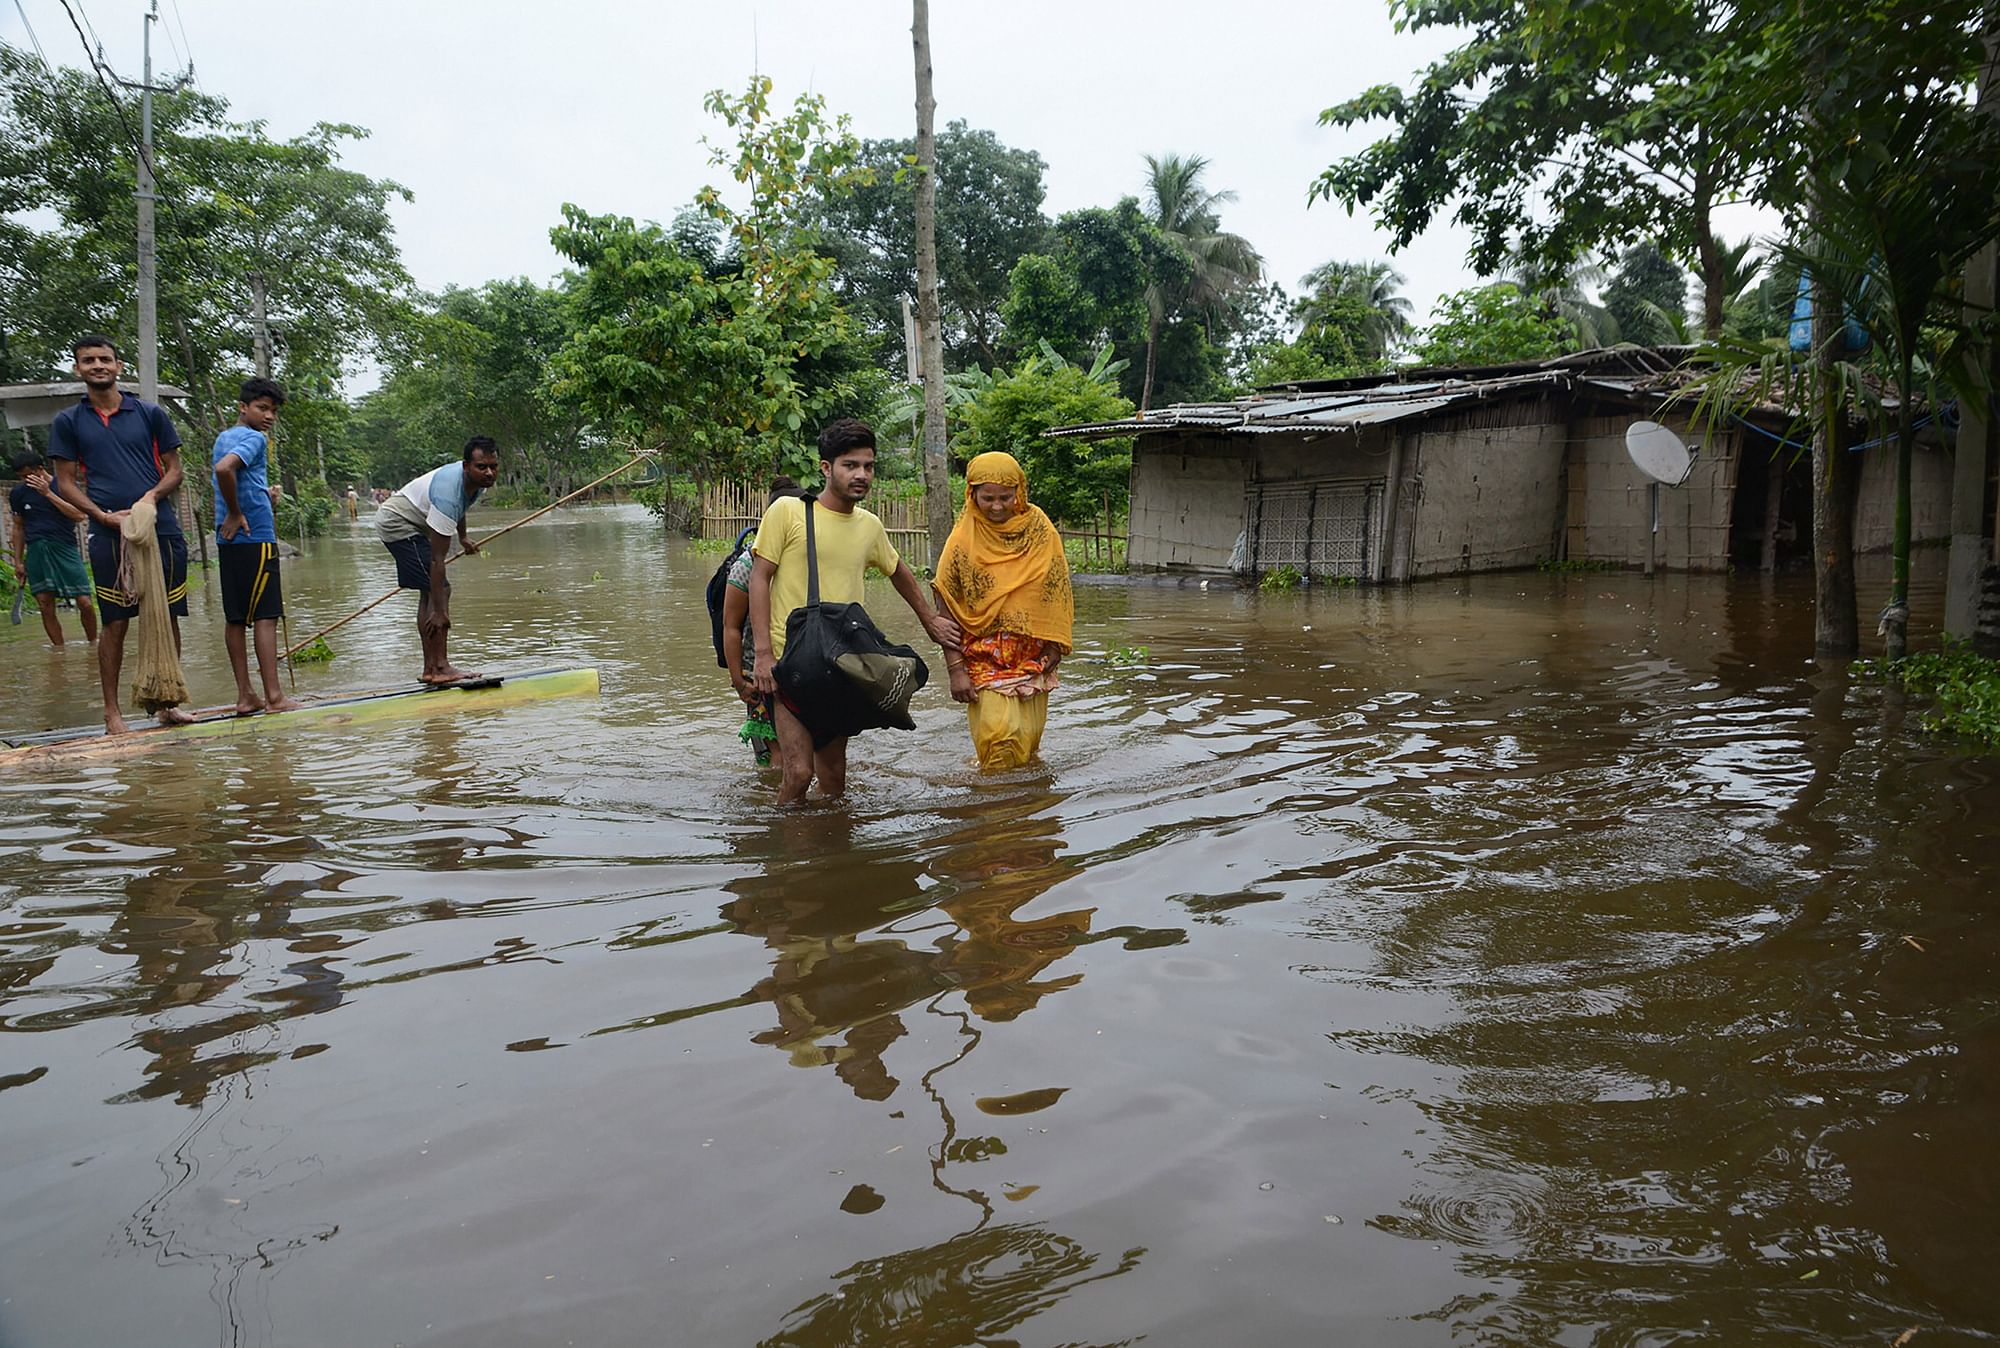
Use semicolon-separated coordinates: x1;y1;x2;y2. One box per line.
47;334;195;735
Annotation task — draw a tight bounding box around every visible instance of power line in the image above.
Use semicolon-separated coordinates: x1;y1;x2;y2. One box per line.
53;0;155;179
157;1;182;73
168;0;197;90
69;0;102;56
9;0;56;78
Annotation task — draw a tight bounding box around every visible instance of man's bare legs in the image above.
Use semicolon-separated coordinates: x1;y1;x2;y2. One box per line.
96;616;128;734
95;615;190;730
415;590;473;684
32;593;97;647
157;617;194;725
227;618;301;714
35;594;64;647
253;618;301;710
772;700;848;805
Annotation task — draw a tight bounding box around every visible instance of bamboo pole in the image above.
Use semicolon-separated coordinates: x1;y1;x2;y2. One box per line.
281;446;658;660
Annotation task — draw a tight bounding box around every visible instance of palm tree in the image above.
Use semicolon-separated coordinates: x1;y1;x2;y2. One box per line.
1502;249;1613;348
1296;259;1413;359
1140;152;1262;410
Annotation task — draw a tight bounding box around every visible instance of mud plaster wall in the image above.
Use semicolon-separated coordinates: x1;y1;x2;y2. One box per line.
1853;439;1954;552
1405;418;1568;578
1128;438;1248;571
1564;411;1735;570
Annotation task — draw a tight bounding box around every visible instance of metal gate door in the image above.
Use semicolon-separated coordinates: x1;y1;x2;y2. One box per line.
1249;479;1380;581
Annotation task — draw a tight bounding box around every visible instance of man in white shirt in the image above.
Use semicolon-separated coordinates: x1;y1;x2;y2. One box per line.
376;436;500;684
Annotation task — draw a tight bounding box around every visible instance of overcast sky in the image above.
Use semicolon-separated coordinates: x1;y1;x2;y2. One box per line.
5;0;1747;366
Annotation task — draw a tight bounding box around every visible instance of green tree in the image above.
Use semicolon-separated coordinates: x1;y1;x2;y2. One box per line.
1683;0;2000;657
1295;259;1412;359
958;355;1136;525
1412;283;1573;366
1313;0;1756;336
547;80;881;504
1139;153;1262;410
350;279;598;500
1601;242;1689;346
1000;200;1164;403
0;44;412;504
1501;249;1613;348
808;121;1051;370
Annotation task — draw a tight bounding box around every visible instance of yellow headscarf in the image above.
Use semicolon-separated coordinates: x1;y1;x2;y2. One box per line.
934;452;1073;651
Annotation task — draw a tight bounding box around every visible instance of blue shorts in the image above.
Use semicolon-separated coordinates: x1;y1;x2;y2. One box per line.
384;533;435;591
89;530;188;625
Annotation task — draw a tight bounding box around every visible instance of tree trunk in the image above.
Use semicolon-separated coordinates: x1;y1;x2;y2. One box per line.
1810;266;1860;657
1884;360;1917;659
172;313;218;567
1140;311;1161;414
912;0;952;572
1693;150;1725;339
249;272;298;501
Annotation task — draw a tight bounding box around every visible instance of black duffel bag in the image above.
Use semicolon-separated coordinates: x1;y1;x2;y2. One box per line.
773;499;929;749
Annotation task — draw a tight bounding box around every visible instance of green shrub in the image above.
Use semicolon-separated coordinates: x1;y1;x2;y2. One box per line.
957;361;1134;525
1260;563;1303;592
276;478;338;539
1063;534;1126;575
480;483;548;510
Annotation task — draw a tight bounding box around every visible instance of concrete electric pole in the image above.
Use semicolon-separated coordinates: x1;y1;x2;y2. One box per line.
117;2;193;533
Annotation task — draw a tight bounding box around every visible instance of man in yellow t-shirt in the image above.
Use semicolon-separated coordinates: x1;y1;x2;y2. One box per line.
750;418;960;805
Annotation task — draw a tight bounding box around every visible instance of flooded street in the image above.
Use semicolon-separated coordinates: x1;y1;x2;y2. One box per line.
2;504;1996;1346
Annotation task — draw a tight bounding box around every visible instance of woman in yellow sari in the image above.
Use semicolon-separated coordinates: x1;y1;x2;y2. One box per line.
933;452;1074;770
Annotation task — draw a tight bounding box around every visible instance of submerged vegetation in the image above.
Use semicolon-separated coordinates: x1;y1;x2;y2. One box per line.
1855;641;2000;747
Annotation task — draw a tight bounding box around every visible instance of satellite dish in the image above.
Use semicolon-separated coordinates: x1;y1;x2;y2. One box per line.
1625;420;1695;486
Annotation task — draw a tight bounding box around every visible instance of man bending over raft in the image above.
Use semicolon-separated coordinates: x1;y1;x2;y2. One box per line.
376;436;499;684
47;333;195;734
749;418;961;805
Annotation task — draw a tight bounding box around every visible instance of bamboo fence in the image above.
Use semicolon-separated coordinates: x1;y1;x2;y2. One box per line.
697;481;1126;566
698;481;933;559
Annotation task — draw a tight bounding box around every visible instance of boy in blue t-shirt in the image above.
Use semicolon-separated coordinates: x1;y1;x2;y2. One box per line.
213;377;300;715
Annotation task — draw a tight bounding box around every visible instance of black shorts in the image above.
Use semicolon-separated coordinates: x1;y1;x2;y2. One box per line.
88;530;188;625
219;542;284;624
384;533;435;592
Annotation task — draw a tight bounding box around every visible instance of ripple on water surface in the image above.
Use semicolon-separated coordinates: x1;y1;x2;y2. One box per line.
1;525;1996;1345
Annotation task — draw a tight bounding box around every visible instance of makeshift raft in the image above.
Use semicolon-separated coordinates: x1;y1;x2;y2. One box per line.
0;666;600;765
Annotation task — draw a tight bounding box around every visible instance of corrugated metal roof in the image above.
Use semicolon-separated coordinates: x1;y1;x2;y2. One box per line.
1045;369;1609;442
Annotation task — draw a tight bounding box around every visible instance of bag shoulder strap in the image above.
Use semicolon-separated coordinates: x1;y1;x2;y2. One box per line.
803;496;820;609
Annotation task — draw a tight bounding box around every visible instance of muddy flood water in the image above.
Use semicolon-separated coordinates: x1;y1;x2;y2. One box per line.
1;503;1996;1347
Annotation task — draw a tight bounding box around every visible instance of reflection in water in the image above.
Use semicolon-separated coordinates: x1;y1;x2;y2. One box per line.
721;790;1095;1103
102;739;350;1107
3;517;1996;1346
764;1221;1145;1348
121;1068;339;1348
